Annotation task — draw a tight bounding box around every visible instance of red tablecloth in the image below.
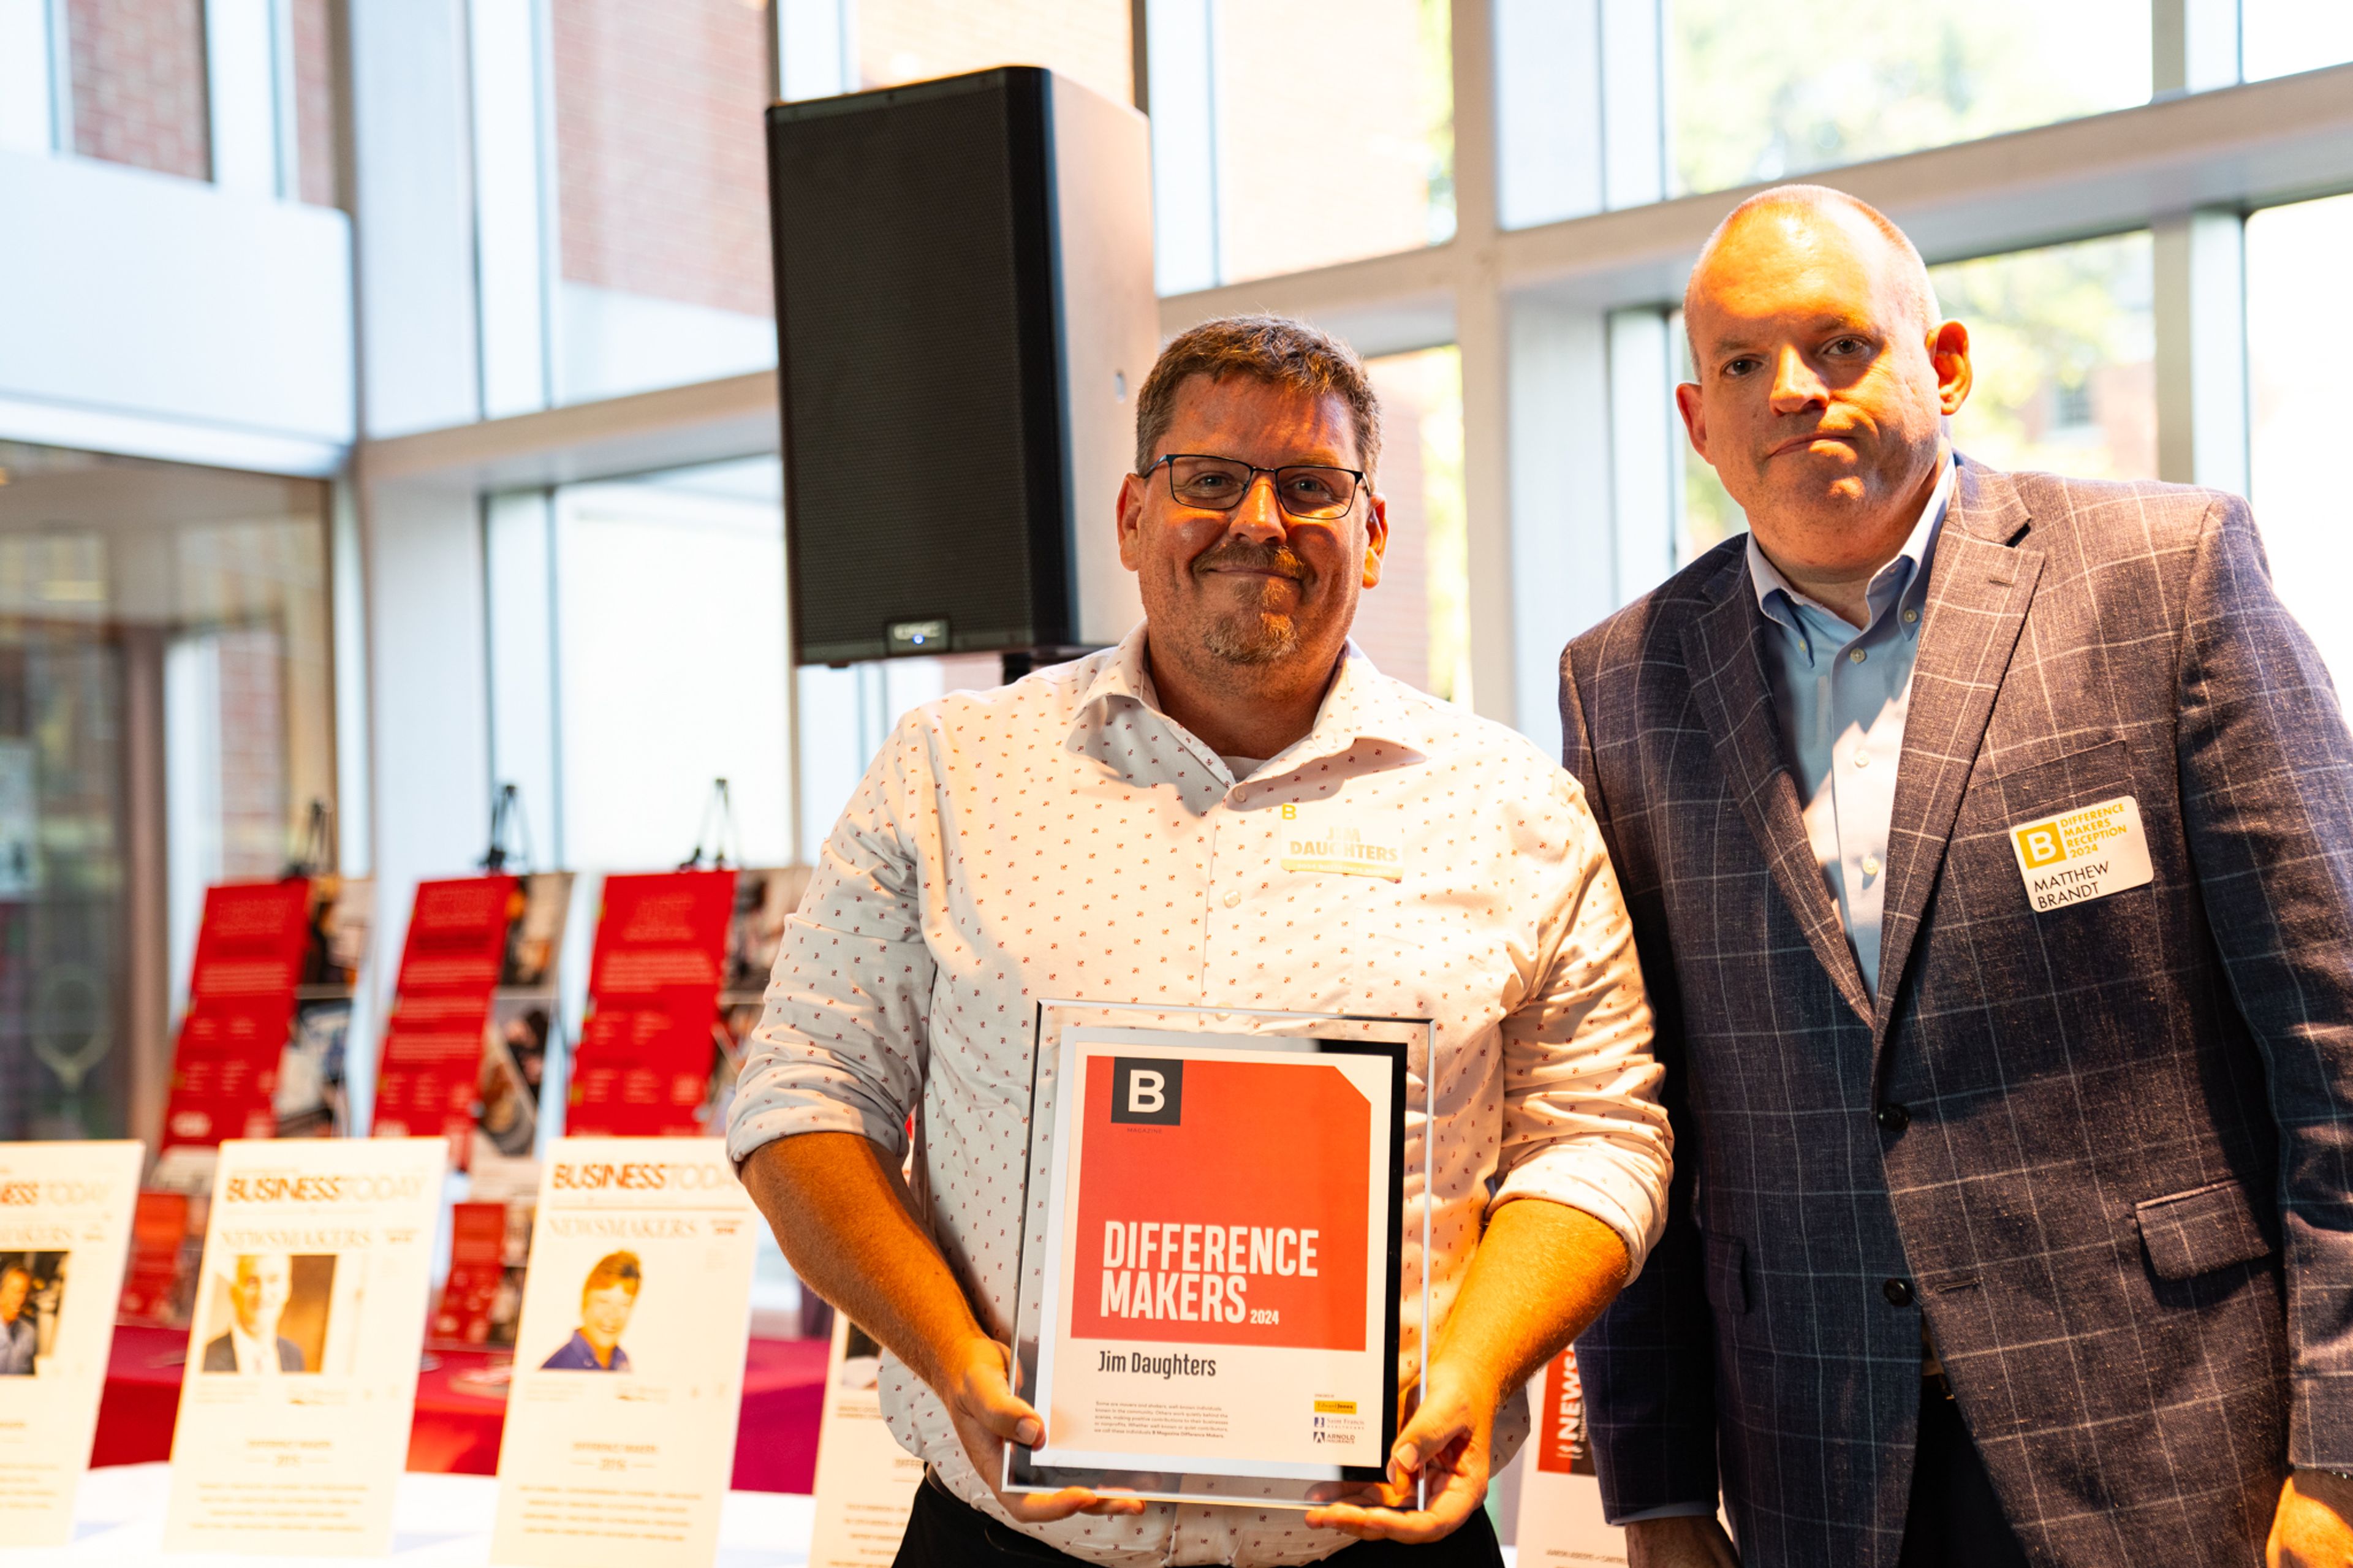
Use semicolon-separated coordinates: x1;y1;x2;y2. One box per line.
91;1324;828;1493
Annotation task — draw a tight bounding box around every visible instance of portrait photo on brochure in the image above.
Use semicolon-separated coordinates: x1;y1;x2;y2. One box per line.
538;1249;642;1372
199;1252;335;1374
0;1250;67;1375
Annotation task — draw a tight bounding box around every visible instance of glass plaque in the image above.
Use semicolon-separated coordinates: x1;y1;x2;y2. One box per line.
1005;999;1433;1510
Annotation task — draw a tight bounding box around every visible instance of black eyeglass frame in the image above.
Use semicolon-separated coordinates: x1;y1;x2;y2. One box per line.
1141;453;1370;521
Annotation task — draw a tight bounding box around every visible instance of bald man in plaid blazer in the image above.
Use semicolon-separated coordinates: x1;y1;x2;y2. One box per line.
1563;186;2353;1568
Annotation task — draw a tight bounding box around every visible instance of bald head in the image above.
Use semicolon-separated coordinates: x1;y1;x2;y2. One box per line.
1672;183;1971;624
1685;186;1938;347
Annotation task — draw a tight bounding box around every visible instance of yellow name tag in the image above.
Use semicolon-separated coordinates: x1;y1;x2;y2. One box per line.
1278;813;1403;882
2007;794;2154;912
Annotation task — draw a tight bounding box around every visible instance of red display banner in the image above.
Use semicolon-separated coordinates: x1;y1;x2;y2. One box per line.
116;1191;194;1326
159;879;314;1151
431;1201;509;1347
569;869;736;1136
373;876;519;1157
1533;1348;1596;1475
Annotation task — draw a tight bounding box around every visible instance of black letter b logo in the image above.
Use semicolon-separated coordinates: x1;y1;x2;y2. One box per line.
1110;1058;1183;1125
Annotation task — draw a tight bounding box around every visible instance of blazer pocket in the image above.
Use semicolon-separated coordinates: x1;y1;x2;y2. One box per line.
1979;729;2124;783
2135;1180;2273;1281
1703;1232;1750;1316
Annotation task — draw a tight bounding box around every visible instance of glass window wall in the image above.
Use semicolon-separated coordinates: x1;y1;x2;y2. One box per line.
2243;0;2353;80
2247;191;2353;697
546;460;797;870
550;0;779;404
0;444;335;1143
855;0;1132;100
1665;0;2148;199
1361;346;1468;702
1207;0;1453;284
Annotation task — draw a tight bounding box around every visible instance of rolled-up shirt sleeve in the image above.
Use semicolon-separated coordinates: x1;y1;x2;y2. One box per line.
1490;776;1672;1281
726;714;942;1165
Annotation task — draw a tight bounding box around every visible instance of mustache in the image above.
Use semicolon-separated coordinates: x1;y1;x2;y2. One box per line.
1192;540;1306;580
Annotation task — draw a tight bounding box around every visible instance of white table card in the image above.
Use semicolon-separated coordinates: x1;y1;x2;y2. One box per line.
490;1137;759;1568
0;1139;142;1547
1514;1349;1627;1567
806;1312;923;1568
162;1136;447;1556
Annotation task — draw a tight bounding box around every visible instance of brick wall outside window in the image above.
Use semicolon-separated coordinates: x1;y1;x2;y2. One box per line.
552;0;775;319
216;626;289;878
292;0;339;206
69;0;211;182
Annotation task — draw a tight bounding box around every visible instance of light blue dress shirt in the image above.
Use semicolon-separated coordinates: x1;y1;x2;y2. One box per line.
1746;457;1954;996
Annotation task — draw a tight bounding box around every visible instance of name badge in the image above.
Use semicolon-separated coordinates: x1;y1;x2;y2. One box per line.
1277;803;1403;882
2008;795;2154;912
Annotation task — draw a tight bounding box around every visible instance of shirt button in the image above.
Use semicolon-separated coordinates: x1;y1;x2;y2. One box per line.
1851;748;1870;769
1849;648;1867;664
1222;890;1241;908
1874;1102;1909;1132
1860;854;1882;878
1883;1278;1914;1308
1903;608;1920;624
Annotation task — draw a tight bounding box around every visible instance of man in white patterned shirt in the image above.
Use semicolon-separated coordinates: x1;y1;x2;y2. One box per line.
730;315;1670;1567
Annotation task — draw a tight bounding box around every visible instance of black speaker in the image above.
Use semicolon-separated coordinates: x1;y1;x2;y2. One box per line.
767;67;1156;667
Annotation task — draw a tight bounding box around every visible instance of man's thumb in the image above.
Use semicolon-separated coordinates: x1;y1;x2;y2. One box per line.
966;1358;1044;1446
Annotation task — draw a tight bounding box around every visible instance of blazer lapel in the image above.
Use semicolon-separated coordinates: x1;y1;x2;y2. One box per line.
1682;553;1874;1026
1872;461;2043;1047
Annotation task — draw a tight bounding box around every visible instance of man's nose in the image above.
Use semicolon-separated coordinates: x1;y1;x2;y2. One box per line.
1226;473;1287;542
1770;345;1828;414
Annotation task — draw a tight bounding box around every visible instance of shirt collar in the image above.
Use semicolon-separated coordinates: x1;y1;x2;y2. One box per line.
1072;620;1422;779
229;1321;275;1369
1746;453;1954;640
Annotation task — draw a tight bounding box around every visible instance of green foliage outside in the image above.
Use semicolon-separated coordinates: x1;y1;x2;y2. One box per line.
1665;0;2146;197
1665;0;2158;564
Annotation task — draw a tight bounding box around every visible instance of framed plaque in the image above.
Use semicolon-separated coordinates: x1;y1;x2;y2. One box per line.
1006;1001;1432;1510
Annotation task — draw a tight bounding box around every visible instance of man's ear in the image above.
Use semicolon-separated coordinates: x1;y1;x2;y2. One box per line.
1360;491;1389;590
1116;472;1147;572
1930;319;1972;416
1674;382;1710;462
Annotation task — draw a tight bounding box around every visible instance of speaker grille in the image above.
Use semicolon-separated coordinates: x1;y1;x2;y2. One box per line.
770;69;1069;665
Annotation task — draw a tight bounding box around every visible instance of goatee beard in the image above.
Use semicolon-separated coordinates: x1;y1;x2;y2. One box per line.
1192;539;1308;664
1201;610;1301;665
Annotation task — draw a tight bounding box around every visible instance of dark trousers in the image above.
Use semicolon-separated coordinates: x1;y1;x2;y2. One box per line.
1896;1385;2031;1568
894;1473;1504;1568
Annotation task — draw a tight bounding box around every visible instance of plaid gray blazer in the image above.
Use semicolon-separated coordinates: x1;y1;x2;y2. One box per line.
1561;460;2353;1567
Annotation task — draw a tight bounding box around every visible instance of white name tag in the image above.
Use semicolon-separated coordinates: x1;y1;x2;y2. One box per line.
2007;794;2154;912
1278;805;1403;882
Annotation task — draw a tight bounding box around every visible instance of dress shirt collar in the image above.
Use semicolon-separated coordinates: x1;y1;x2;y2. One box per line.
1745;453;1954;658
1072;620;1422;781
229;1320;280;1373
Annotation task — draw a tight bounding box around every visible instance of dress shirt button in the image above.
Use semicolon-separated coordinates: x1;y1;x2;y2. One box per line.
1851;748;1870;769
1222;889;1242;908
1903;608;1920;625
1849;648;1867;664
1883;1278;1914;1308
1860;854;1882;878
1874;1102;1909;1132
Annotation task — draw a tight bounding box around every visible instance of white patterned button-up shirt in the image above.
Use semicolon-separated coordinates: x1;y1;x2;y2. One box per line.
728;624;1670;1566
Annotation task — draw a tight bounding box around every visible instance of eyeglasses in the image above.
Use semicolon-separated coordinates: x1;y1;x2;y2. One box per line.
1143;453;1366;521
